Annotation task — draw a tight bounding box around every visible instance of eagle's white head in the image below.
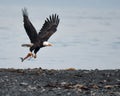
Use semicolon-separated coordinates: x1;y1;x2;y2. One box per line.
43;41;53;47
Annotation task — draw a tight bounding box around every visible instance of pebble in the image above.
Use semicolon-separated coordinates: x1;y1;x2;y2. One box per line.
20;82;28;86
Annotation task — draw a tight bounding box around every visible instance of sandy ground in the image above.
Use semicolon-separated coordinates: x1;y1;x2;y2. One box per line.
0;68;120;96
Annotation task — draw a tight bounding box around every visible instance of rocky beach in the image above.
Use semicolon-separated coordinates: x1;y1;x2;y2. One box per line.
0;68;120;96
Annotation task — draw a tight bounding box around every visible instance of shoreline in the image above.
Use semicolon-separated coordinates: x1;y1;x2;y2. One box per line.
0;68;120;96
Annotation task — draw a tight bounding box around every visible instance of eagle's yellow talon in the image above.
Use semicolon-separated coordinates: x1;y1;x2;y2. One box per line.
28;52;33;57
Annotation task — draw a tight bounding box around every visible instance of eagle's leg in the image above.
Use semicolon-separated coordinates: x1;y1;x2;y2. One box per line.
21;52;33;62
33;47;40;59
33;54;37;58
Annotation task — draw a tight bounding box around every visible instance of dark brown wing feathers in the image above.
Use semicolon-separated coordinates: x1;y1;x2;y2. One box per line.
39;14;60;41
22;8;60;43
22;8;38;43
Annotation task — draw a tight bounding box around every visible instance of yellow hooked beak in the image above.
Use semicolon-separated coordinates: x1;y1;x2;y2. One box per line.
48;43;53;46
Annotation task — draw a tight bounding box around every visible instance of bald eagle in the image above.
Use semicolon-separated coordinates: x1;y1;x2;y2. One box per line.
21;8;60;62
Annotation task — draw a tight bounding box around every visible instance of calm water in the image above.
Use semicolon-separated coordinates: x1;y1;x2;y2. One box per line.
0;0;120;69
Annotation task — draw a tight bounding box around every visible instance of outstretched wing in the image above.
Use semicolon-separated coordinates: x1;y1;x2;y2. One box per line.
39;14;60;41
22;8;38;43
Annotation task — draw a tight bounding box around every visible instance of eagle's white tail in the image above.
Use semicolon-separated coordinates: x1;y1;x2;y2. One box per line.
21;44;33;47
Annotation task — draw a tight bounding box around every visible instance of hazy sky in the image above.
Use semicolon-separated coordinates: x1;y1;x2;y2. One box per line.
0;0;120;9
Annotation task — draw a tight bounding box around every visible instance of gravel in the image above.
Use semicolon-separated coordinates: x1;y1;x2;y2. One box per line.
0;68;120;96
